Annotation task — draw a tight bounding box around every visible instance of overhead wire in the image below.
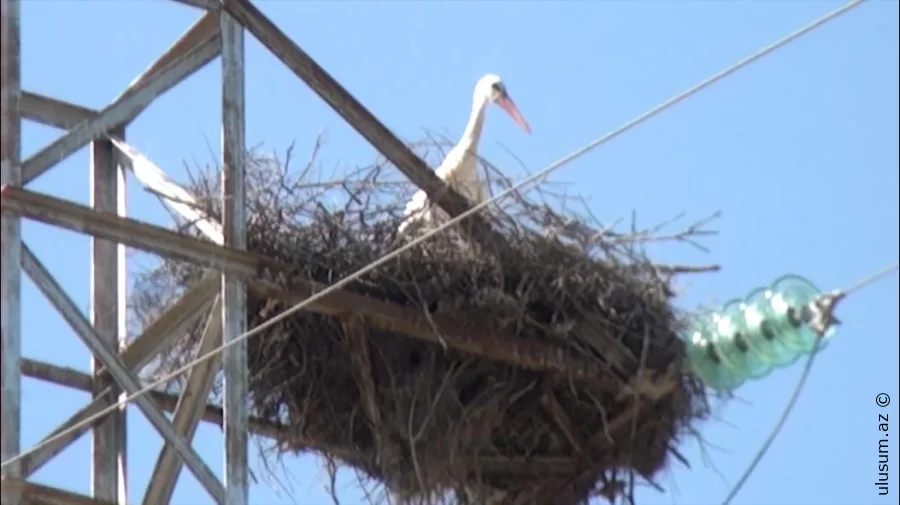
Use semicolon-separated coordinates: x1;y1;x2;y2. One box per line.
0;0;870;472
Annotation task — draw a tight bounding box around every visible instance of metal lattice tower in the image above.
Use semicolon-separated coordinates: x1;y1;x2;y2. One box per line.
2;1;592;504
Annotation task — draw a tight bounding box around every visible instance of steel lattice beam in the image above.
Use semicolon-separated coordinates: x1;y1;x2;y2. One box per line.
0;3;23;505
1;8;234;504
89;129;128;504
220;7;250;505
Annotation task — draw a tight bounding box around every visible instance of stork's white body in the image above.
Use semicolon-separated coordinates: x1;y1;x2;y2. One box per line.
397;74;529;235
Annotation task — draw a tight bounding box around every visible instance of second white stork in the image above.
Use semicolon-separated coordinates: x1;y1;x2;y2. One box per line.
397;73;531;235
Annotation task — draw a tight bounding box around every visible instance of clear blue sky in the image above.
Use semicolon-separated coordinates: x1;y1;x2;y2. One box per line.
14;1;898;504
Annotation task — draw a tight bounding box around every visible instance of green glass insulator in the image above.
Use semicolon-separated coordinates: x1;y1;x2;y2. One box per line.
713;298;774;379
682;274;834;391
741;287;801;368
770;275;829;354
684;315;747;391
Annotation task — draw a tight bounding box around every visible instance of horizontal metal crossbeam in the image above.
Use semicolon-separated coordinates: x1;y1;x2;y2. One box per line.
1;185;643;385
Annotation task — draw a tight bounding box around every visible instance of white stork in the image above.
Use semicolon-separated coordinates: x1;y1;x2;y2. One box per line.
397;73;531;235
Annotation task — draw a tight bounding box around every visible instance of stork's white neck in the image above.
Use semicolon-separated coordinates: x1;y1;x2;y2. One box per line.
458;93;490;154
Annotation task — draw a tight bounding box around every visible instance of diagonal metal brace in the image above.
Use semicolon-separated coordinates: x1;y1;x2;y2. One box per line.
20;274;217;478
20;244;226;504
142;297;223;505
22;33;220;184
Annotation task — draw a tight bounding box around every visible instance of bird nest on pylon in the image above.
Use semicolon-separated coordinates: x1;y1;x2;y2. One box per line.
132;137;717;505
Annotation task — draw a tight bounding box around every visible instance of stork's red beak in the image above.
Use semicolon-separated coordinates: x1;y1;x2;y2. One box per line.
496;95;531;134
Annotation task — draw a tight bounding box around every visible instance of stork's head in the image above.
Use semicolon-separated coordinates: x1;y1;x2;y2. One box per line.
475;73;531;134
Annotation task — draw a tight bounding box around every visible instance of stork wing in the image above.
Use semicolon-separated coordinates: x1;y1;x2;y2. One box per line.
397;188;432;235
397;145;470;235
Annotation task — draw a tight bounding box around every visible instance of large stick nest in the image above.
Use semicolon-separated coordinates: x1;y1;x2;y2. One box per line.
131;137;716;505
